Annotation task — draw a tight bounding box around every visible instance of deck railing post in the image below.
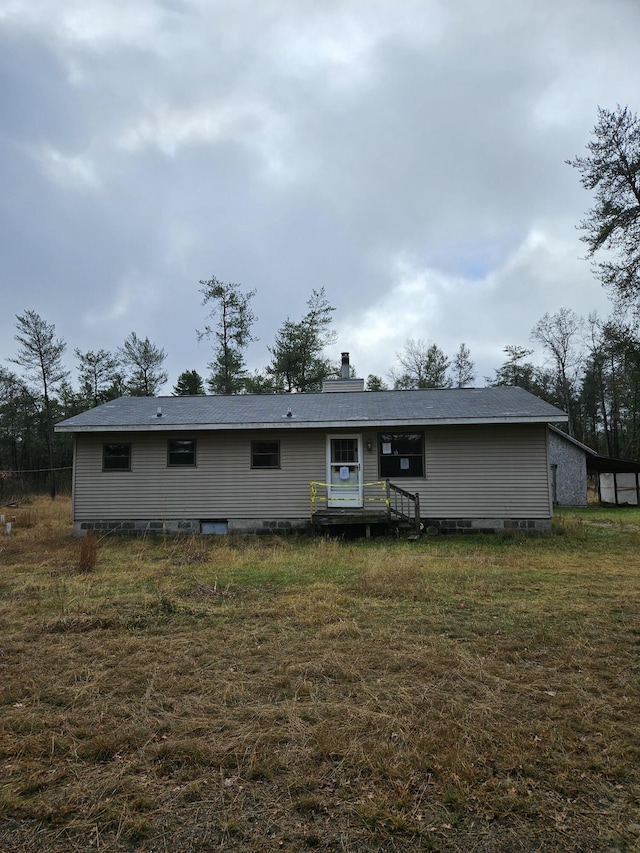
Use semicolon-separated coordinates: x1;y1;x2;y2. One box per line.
385;481;421;537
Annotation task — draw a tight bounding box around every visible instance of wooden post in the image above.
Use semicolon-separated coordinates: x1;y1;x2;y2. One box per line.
385;479;391;523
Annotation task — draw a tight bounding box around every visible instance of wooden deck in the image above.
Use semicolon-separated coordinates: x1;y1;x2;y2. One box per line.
311;508;390;527
309;480;422;537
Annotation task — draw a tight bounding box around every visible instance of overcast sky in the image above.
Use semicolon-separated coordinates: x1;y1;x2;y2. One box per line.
2;0;639;392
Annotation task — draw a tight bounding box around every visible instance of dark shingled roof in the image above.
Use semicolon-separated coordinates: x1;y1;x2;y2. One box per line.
55;386;567;433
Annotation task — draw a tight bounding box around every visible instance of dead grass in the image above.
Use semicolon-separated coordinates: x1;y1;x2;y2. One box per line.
77;534;98;572
1;496;639;851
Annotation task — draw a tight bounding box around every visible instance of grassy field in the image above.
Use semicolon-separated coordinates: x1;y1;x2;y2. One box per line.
1;498;639;852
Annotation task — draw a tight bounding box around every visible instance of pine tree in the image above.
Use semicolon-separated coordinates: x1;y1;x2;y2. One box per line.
267;288;336;393
173;370;206;396
75;348;121;407
391;339;452;389
568;105;640;302
10;310;69;497
198;277;257;394
118;332;168;396
451;343;475;388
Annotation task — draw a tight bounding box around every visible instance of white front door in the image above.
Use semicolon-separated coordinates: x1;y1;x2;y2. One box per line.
327;435;363;508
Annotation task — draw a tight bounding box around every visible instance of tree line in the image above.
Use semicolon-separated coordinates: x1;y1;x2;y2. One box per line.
3;294;640;498
2;103;640;497
0;315;170;498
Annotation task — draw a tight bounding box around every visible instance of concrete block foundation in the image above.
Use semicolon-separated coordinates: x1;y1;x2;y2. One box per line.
423;518;552;535
73;518;312;537
73;516;552;537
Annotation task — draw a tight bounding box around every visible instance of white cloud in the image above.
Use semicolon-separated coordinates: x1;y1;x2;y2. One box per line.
117;97;280;159
1;0;170;51
82;270;156;327
34;145;101;191
336;224;611;384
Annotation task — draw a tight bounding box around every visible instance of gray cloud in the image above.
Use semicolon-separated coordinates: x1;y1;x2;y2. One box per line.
1;0;638;390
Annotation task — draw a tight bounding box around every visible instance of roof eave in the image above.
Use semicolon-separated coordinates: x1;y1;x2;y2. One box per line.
55;414;567;433
548;423;597;455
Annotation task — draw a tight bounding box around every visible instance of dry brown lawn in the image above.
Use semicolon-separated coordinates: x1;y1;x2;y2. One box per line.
0;497;639;852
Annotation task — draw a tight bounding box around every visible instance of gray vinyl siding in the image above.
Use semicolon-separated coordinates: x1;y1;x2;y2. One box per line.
363;423;551;518
72;423;551;521
420;424;551;517
73;429;326;521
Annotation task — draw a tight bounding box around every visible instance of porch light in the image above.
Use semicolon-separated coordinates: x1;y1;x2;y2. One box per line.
366;438;373;452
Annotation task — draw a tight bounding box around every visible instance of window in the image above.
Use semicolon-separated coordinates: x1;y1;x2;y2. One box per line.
378;433;424;478
168;439;196;466
103;443;131;471
251;440;280;469
331;437;358;464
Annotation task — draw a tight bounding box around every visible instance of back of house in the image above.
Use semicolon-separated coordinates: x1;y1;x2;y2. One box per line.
55;384;567;536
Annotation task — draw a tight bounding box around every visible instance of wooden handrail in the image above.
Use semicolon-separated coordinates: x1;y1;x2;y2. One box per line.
386;480;421;537
309;479;421;537
310;480;389;512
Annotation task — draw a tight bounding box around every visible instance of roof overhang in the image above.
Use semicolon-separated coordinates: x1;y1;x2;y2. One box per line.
548;424;597;455
587;455;640;474
55;415;567;434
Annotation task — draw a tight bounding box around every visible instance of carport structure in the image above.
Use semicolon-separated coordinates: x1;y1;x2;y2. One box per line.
588;454;640;505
